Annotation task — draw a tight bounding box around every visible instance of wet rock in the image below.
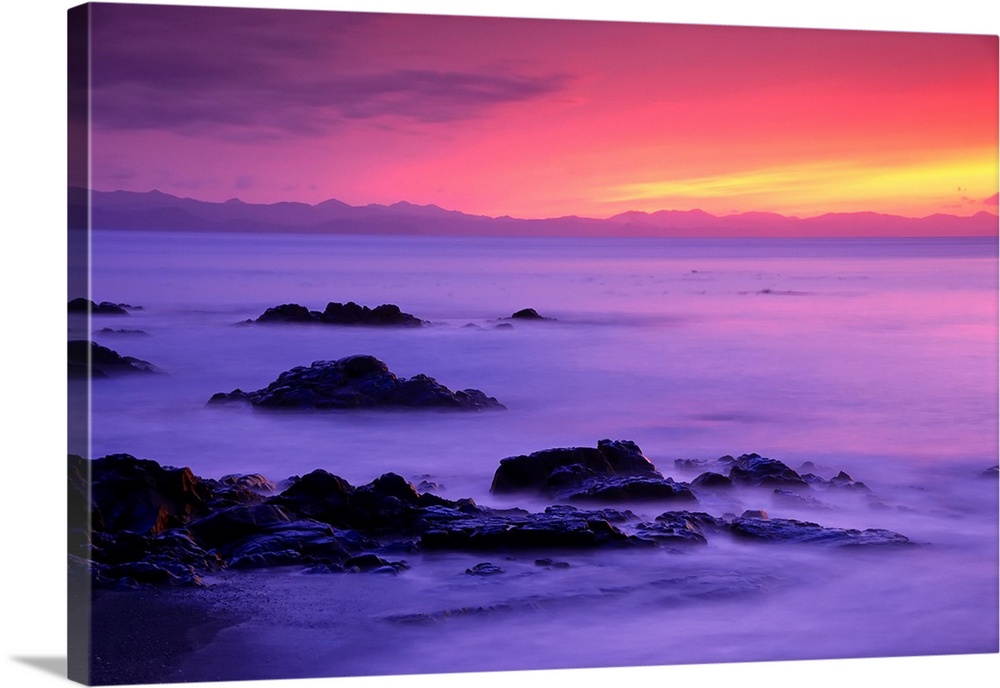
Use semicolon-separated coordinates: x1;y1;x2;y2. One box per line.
635;510;714;545
72;453;915;587
534;557;571;568
68;298;130;315
186;504;294;548
88;453;211;535
565;475;697;503
491;439;661;494
508;308;552;320
691;471;733;489
255;301;424;327
729;514;912;547
419;504;646;551
208;355;504;411
68;340;159;378
726;453;809;488
268;469;355;527
466;562;505;576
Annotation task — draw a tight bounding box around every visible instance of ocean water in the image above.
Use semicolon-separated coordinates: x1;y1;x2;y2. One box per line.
75;229;998;677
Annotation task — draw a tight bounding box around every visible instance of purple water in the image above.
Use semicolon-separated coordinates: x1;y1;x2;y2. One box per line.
77;230;998;677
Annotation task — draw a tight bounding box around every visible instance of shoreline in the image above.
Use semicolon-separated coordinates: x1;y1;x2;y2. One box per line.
89;587;245;685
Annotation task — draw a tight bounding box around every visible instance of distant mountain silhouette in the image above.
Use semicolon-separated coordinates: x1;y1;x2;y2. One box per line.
69;187;998;237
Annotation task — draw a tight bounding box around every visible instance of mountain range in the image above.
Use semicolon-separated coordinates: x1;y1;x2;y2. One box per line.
68;187;999;238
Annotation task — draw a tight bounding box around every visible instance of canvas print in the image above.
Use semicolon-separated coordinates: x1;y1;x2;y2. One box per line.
67;2;999;685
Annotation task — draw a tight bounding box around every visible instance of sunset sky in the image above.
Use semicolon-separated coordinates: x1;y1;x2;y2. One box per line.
78;2;999;220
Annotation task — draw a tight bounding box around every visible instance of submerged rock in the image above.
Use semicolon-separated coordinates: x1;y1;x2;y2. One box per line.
208;354;504;411
68;340;159;378
255;301;424;327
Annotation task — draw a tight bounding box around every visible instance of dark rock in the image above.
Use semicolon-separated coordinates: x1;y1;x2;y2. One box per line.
727;453;808;488
186;504;293;548
218;473;276;493
68;298;130;315
255;303;317;322
88;454;211;535
72;452;915;587
269;469;355;527
209;355;504;411
508;308;552;320
982;465;999;478
68;340;159;378
729;514;912;547
207;389;251;404
534;557;570;568
691;471;733;489
466;562;505;576
635;512;710;545
565;475;697;503
96;328;148;336
254;301;424;327
419;504;646;551
491;439;661;495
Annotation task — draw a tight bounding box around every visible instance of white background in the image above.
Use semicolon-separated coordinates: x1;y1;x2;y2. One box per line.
1;2;997;687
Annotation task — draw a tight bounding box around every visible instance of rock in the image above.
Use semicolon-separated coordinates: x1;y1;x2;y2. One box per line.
634;509;728;545
68;340;159;378
255;303;316;322
186;504;294;548
269;469;355;527
254;301;424;327
466;562;505;576
534;557;570;568
564;475;697;503
68;298;130;315
71;452;915;587
508;308;552;320
419;504;647;551
491;439;662;494
982;465;999;478
729;514;912;547
88;453;211;535
691;471;733;489
218;473;277;493
96;328;148;336
726;453;809;488
209;355;504;411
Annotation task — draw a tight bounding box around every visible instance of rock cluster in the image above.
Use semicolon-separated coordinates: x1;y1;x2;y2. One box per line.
208;354;504;411
69;443;915;589
254;301;424;327
68;298;133;315
68;340;159;378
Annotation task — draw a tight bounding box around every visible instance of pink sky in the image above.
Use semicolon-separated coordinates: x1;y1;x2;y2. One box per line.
78;3;998;222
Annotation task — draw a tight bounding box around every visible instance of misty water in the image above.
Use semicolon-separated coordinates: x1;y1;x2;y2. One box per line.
76;229;998;677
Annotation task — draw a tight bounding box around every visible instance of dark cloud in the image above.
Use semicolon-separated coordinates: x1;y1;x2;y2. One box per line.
83;4;570;137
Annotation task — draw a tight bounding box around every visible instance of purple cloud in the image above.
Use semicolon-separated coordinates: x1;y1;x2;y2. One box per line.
83;4;570;137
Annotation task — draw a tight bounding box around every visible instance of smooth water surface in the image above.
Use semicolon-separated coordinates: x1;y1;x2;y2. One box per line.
79;230;998;676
